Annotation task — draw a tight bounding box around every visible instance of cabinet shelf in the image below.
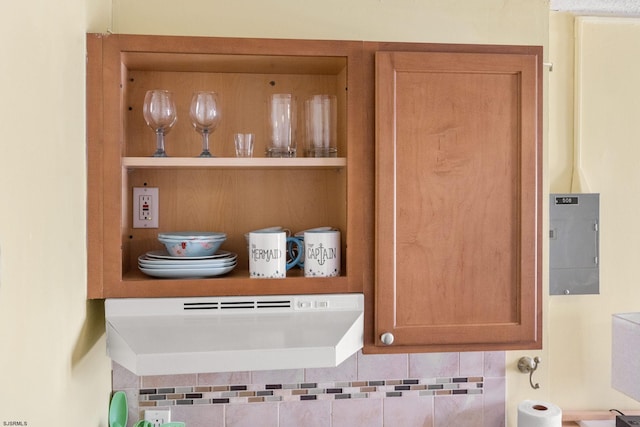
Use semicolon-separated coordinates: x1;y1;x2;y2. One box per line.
122;157;347;169
110;268;352;299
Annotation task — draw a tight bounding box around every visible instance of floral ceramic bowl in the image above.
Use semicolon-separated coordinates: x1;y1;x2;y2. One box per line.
158;231;226;257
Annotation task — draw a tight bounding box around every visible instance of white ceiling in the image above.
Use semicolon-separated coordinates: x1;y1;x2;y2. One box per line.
551;0;640;16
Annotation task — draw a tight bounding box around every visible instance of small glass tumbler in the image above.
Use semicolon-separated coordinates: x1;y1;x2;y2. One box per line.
234;133;254;157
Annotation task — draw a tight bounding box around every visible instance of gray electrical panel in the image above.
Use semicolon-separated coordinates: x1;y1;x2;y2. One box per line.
549;193;600;295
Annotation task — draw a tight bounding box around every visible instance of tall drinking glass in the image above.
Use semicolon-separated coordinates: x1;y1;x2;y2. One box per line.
267;94;297;157
304;94;337;157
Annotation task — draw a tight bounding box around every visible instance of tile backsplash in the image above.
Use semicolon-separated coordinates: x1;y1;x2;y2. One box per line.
112;351;505;427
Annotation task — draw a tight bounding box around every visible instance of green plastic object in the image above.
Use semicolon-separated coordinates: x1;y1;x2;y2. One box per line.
108;391;128;427
133;421;153;427
160;423;186;427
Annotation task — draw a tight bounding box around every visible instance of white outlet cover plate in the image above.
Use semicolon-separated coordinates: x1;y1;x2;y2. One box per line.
133;187;159;228
145;409;171;426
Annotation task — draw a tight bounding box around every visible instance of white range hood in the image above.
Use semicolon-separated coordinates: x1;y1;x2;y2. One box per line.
105;293;364;375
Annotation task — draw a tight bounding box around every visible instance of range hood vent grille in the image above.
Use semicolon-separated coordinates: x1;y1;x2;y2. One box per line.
183;298;293;311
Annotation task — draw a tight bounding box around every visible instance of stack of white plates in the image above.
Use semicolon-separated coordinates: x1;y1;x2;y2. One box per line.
138;249;238;278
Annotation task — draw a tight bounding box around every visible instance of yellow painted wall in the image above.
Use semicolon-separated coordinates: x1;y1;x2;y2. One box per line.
0;0;112;426
111;0;548;45
0;1;553;426
546;13;640;414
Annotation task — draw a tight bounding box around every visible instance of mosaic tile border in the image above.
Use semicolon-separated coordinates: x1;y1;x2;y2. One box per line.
137;376;483;407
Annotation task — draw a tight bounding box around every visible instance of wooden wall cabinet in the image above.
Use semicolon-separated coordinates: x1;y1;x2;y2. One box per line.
86;34;370;299
87;33;541;353
365;43;543;352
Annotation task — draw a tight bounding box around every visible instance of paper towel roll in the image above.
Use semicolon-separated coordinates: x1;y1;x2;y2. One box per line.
517;400;562;427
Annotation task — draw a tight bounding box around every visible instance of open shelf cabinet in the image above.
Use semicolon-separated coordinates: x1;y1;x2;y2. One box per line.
86;33;369;298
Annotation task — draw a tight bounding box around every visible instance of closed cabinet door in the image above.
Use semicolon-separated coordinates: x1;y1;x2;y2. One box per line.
374;48;542;350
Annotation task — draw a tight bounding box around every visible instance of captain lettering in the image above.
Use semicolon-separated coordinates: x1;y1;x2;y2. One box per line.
306;243;337;265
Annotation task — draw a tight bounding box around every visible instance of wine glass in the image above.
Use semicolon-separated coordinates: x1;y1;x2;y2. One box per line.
189;91;221;157
143;90;177;157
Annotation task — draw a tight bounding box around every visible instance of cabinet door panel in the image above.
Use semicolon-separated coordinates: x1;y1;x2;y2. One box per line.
375;50;541;349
